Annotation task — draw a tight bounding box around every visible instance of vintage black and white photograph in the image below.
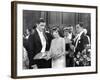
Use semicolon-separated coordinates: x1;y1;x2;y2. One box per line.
11;1;97;78
23;10;91;69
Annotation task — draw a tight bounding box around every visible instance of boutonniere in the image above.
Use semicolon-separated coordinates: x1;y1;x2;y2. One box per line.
78;37;81;42
78;40;81;43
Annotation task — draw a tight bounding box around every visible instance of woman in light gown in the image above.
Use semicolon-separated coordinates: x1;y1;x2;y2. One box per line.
46;27;66;68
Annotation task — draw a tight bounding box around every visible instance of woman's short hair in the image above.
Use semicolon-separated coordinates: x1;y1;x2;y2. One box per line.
51;26;64;37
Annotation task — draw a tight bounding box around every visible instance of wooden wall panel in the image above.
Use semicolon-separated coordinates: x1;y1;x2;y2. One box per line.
62;12;76;26
23;10;41;33
23;11;91;37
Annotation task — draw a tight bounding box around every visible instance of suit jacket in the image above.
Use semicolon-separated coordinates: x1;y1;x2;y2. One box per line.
74;33;89;56
28;29;49;65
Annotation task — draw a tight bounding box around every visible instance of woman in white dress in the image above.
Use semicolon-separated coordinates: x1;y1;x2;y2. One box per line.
34;27;66;68
46;27;66;68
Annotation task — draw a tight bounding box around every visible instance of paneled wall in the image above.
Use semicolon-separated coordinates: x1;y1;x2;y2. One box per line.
23;10;91;36
41;11;76;28
23;10;41;33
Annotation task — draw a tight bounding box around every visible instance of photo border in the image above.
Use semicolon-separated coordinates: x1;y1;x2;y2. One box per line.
11;1;98;79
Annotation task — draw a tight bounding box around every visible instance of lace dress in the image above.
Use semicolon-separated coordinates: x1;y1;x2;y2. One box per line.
49;37;66;68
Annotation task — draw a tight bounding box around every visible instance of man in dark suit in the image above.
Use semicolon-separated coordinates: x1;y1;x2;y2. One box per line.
28;18;52;69
73;22;90;66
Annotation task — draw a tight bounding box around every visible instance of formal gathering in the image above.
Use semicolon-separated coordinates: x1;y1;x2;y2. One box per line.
23;10;91;69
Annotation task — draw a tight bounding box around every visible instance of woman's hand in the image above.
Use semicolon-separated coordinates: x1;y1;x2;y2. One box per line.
43;55;51;60
42;51;51;60
53;53;64;60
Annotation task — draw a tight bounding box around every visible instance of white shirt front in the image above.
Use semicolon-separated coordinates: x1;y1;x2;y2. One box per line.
68;33;72;40
36;28;46;53
74;31;84;52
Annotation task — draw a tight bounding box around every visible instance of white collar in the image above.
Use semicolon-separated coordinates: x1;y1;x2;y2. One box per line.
36;28;43;34
75;30;84;40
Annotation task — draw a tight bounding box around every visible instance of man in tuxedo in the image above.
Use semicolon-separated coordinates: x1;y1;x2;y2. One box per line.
73;22;90;66
28;18;52;69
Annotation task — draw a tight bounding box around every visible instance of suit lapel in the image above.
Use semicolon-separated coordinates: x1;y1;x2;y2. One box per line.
43;32;48;42
35;29;42;47
74;33;82;51
75;33;84;48
35;29;49;51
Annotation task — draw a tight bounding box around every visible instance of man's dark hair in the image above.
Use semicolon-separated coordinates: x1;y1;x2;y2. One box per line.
78;22;84;28
37;18;45;24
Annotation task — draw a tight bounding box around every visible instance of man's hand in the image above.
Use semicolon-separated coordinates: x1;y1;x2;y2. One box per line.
43;55;51;60
33;52;46;59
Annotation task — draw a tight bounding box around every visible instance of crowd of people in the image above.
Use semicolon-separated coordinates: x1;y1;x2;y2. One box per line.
23;18;91;69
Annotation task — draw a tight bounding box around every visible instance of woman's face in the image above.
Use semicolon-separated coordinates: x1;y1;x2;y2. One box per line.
26;29;30;35
64;31;69;37
53;30;59;38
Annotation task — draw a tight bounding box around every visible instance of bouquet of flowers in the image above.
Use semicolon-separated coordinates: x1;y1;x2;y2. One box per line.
74;44;91;66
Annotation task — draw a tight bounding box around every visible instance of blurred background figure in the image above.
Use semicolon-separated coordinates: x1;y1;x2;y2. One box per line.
64;26;75;67
23;28;32;69
23;28;32;39
23;47;29;69
68;25;74;40
23;28;32;54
